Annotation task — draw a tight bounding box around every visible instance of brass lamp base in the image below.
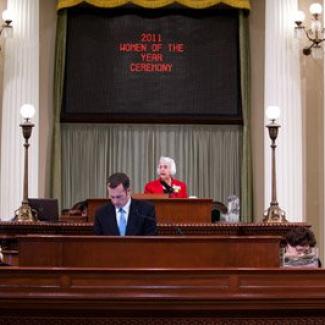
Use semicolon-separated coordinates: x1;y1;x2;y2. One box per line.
263;204;287;223
14;202;37;222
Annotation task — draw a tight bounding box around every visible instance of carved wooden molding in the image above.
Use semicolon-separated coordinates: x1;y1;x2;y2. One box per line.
0;221;309;236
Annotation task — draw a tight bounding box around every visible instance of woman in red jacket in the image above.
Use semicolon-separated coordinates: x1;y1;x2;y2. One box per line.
144;156;188;198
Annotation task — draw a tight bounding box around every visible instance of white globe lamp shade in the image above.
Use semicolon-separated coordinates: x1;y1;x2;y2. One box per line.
294;10;305;22
2;9;12;22
20;104;35;119
310;3;322;15
266;106;281;121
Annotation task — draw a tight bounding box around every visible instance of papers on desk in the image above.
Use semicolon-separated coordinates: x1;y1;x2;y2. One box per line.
282;247;319;268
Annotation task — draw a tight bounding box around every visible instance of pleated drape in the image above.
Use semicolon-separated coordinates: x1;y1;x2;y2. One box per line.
61;124;242;209
50;10;67;205
239;11;253;222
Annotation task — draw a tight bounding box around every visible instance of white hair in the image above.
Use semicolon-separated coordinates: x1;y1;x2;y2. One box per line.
157;156;176;176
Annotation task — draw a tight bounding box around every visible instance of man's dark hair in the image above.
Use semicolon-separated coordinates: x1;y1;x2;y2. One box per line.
107;173;130;190
286;227;316;247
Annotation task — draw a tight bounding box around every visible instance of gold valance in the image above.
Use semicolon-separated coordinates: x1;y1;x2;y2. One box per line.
57;0;251;10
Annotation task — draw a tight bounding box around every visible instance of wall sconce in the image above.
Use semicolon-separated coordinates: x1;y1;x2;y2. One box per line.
0;9;13;38
294;3;324;59
263;106;287;223
14;104;38;222
0;9;13;51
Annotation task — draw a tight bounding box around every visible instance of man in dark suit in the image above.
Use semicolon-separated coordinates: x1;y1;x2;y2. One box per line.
94;173;157;236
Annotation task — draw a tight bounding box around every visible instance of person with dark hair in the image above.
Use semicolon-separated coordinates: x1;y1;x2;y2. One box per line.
283;227;320;268
69;200;88;217
144;156;188;198
94;172;157;236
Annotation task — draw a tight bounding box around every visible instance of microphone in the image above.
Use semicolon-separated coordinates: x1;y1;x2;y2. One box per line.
174;225;184;236
160;180;174;194
134;208;157;236
134;209;157;223
135;209;184;236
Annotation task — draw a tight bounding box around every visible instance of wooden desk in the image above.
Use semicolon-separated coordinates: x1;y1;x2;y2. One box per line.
87;198;213;223
0;221;308;253
0;224;319;324
17;235;281;268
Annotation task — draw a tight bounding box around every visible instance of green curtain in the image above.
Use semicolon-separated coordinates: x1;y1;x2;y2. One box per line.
50;10;67;205
239;10;253;222
61;124;242;209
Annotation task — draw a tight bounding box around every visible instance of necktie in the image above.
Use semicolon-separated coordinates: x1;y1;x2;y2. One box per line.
118;208;127;236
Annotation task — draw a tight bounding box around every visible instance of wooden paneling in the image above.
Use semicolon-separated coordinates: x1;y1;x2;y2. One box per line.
0;268;325;323
17;235;281;268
